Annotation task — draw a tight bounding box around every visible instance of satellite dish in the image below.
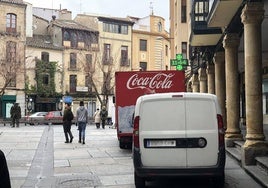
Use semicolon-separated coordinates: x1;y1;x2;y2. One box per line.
32;25;37;30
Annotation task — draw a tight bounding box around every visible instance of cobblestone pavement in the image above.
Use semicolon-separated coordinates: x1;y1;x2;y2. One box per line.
0;123;264;188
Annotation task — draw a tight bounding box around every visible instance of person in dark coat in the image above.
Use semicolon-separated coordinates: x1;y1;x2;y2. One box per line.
63;103;74;143
10;103;21;127
0;149;11;188
100;106;108;129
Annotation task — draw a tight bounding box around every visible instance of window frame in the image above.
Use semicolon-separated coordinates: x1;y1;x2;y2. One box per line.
6;13;17;33
140;39;147;51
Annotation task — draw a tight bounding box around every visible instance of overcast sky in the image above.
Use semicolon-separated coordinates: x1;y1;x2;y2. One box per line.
24;0;170;30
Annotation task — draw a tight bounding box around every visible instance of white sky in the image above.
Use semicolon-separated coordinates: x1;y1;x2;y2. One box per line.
24;0;170;30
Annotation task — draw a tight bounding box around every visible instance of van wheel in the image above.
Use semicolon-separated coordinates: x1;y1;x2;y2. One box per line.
135;171;145;188
213;174;225;188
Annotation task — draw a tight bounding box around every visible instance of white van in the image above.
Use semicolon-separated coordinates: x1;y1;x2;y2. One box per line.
133;92;225;187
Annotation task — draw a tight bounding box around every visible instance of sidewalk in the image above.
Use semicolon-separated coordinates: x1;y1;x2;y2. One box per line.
0;123;265;188
0;124;134;188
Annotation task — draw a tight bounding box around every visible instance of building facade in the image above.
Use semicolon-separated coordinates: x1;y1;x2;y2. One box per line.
75;14;133;119
131;14;170;71
170;0;268;166
0;0;26;118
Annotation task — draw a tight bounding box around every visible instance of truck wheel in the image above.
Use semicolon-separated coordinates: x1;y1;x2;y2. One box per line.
135;171;145;188
119;140;125;149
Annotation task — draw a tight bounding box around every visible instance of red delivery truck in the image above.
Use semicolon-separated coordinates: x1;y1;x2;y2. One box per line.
115;70;185;149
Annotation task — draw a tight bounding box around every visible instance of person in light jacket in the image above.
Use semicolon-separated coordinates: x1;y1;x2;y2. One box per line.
93;108;101;129
76;101;88;144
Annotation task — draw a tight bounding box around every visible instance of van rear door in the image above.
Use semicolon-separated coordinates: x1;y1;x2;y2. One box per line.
139;95;187;167
185;96;219;167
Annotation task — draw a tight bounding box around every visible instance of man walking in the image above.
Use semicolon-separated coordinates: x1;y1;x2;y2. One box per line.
10;103;21;127
76;101;88;144
100;106;108;129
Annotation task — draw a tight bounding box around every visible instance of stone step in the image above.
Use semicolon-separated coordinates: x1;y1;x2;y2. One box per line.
255;156;268;175
244;164;268;188
226;146;242;164
233;140;244;150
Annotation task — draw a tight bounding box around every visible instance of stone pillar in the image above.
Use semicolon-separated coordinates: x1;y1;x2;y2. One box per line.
191;74;199;92
207;64;215;94
241;2;268;166
198;67;207;93
214;52;226;128
223;33;243;146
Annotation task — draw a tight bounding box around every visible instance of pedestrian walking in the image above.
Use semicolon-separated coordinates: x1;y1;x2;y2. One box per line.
0;150;11;188
63;103;74;143
10;103;21;128
100;106;108;129
76;101;88;144
93;108;101;129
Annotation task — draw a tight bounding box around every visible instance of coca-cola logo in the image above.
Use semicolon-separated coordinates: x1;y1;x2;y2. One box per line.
126;73;175;90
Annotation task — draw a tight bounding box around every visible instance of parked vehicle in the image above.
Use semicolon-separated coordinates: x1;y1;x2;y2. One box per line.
26;112;48;125
114;70;185;149
45;111;63;125
133;92;226;188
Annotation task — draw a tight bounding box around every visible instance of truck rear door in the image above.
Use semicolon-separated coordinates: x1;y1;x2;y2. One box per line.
185;97;219;167
139;96;187;167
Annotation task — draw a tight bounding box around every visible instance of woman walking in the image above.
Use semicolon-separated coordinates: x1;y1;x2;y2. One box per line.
63;103;74;143
93;108;101;129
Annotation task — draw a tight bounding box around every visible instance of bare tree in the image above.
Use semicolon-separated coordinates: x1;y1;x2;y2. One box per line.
0;41;24;97
79;42;130;108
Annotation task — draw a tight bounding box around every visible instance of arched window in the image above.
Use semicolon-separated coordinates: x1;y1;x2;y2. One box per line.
6;13;17;33
63;31;70;41
158;22;162;32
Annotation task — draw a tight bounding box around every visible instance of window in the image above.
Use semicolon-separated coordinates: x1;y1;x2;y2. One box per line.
70;53;77;69
103;22;128;34
63;31;70;41
121;46;128;66
85;75;92;92
182;42;187;59
194;0;209;21
140;39;147;51
86;54;92;70
70;32;78;47
69;75;77;93
103;44;111;64
181;0;187;23
6;41;16;63
41;52;49;62
102;72;111;94
86;54;92;65
158;22;162;32
165;45;168;56
42;74;49;85
140;62;147;71
6;13;17;33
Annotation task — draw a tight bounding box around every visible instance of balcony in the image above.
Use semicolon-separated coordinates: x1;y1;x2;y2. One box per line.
207;0;243;28
189;0;222;47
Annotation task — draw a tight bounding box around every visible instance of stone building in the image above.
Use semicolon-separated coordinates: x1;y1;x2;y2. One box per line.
170;0;268;175
75;14;134;118
0;0;27;118
130;14;170;71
